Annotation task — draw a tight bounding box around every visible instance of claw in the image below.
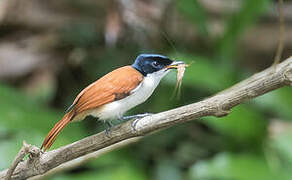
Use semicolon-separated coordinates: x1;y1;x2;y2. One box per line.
131;119;139;132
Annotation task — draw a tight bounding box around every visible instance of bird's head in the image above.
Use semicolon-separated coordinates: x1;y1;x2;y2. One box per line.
132;54;184;76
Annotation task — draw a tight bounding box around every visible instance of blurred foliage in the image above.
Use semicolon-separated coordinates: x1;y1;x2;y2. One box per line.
189;152;290;180
177;0;208;36
0;0;292;180
216;0;271;61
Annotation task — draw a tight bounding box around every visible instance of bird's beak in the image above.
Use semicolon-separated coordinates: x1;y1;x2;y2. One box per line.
166;61;185;69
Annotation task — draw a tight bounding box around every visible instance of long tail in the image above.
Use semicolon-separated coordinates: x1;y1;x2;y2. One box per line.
41;111;75;151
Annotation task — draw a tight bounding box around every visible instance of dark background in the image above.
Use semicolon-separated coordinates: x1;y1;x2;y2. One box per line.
0;0;292;179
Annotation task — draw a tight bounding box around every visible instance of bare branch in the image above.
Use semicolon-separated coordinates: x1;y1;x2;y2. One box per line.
0;57;292;180
4;142;30;180
4;141;40;180
30;137;141;180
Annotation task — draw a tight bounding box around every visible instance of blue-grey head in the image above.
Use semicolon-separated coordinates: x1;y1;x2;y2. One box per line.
132;54;184;76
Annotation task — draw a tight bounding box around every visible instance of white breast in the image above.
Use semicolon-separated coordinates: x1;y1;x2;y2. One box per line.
89;70;168;121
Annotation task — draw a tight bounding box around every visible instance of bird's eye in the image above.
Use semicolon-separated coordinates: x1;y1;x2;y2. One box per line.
152;61;159;67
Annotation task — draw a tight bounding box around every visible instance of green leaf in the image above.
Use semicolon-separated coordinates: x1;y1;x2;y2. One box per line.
0;85;60;131
52;150;147;180
154;158;182;180
254;87;292;120
270;129;292;164
189;152;288;180
204;105;267;143
0;84;86;169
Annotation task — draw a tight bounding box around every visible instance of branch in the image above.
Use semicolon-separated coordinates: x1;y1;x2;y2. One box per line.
5;142;30;180
30;137;141;180
1;57;292;180
3;141;40;180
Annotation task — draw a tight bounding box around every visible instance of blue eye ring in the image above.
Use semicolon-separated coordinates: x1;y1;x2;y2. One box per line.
152;61;159;67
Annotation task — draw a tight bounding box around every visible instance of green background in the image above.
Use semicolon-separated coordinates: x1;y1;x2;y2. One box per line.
0;0;292;179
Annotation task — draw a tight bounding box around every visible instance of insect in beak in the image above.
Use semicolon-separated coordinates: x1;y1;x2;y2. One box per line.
166;61;186;69
167;60;190;99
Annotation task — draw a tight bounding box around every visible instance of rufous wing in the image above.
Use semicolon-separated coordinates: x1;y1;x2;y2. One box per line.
71;65;143;114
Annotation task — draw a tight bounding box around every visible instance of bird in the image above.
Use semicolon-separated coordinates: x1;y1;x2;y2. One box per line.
41;54;184;151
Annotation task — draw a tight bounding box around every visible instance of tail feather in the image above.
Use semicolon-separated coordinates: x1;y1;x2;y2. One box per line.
41;112;75;151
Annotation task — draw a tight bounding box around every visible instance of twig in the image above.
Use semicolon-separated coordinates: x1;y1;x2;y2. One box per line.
0;57;292;180
273;0;285;66
30;137;141;180
4;141;38;180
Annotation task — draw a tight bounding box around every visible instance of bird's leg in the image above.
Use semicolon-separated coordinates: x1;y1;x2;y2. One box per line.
105;121;113;137
120;113;153;122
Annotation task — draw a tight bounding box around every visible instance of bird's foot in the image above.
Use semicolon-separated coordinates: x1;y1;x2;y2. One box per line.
131;119;140;132
122;113;153;132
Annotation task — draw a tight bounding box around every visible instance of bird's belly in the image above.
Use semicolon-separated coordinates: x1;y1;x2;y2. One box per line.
90;76;158;121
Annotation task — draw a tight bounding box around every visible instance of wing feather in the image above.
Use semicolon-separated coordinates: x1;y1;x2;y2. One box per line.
69;66;143;114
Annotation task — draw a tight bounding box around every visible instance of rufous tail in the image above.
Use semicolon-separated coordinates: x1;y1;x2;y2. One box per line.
41;111;75;151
